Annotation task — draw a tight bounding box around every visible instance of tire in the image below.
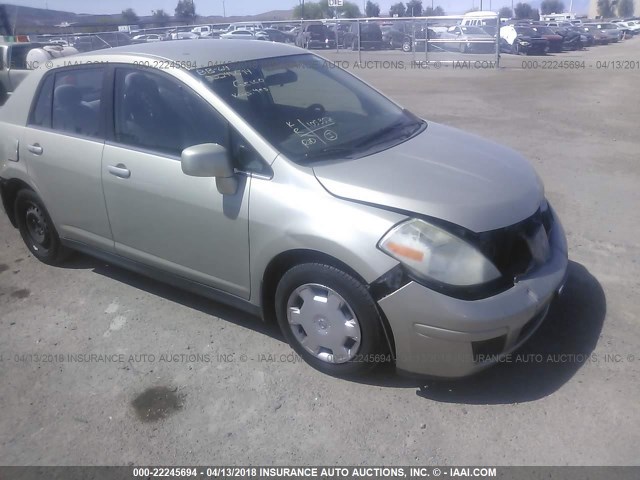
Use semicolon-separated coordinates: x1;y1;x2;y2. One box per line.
402;41;412;52
459;43;467;53
0;85;7;106
352;40;358;51
275;263;386;377
14;189;71;265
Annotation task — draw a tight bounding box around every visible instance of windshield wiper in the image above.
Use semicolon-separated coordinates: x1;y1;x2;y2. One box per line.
303;146;358;162
352;119;423;150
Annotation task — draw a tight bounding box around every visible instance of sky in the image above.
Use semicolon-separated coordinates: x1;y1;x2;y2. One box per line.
12;0;524;17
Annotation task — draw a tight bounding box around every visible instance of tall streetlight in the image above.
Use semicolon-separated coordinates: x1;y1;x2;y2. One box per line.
222;0;226;17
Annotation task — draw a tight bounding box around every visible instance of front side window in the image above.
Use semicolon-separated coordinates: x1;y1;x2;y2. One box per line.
52;68;104;138
193;54;424;163
114;68;228;157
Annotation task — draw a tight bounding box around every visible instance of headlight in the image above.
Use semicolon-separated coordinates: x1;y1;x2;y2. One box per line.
519;40;530;45
379;219;501;286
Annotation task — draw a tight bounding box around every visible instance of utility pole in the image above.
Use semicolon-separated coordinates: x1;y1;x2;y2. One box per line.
222;0;226;17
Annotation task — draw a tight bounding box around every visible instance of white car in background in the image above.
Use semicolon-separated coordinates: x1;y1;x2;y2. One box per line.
220;30;269;40
613;20;640;35
132;34;163;43
170;32;200;40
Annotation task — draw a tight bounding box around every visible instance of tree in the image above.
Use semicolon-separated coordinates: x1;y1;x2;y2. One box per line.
175;0;196;23
339;1;362;17
498;6;513;18
365;1;381;16
424;6;446;15
514;2;535;18
540;0;565;14
617;0;634;16
293;2;323;18
152;9;170;27
389;2;406;16
121;8;139;24
597;0;615;17
406;0;423;16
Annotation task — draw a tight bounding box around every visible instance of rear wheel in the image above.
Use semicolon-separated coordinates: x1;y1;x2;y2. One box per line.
14;190;71;265
275;263;386;377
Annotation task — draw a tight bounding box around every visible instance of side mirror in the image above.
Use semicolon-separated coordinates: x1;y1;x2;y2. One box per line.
181;143;238;195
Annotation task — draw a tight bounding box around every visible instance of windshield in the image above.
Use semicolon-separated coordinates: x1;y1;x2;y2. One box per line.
360;24;381;32
308;24;328;33
460;26;486;34
193;54;424;163
515;27;537;36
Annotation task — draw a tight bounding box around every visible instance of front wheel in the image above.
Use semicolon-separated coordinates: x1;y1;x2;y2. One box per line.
275;263;386;377
14;189;71;265
402;41;412;52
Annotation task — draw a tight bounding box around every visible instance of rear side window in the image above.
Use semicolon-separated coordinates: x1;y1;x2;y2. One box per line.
52;68;104;138
29;74;55;128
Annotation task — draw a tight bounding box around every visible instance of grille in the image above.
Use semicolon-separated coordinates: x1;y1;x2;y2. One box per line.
472;335;507;363
475;206;554;281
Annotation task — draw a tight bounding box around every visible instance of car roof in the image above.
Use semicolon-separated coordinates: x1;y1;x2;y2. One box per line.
78;39;301;67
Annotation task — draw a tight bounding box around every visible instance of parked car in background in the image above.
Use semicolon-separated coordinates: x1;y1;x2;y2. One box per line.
342;22;383;50
220;30;269;41
296;23;336;49
0;42;77;105
530;25;564;52
584;23;621;42
327;23;350;48
548;26;584;50
581;26;611;45
191;25;211;36
227;22;264;32
612;21;640;37
0;40;568;379
439;25;495;53
132;34;163;43
402;28;439;52
72;32;132;52
262;29;295;43
170;32;200;40
381;26;406;49
500;25;549;55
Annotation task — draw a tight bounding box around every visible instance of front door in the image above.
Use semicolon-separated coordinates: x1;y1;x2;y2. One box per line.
100;67;251;299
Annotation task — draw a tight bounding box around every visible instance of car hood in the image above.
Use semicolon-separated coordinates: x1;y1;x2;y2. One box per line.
312;122;544;233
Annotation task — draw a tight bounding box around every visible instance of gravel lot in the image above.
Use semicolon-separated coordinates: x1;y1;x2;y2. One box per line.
1;40;639;466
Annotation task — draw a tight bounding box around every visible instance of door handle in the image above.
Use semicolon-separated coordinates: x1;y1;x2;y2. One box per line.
27;143;43;155
107;164;131;179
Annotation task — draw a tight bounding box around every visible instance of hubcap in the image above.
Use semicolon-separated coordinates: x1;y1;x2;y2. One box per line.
25;203;49;248
286;284;361;364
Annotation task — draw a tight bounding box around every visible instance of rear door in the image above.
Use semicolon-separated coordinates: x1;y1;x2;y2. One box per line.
21;65;114;251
